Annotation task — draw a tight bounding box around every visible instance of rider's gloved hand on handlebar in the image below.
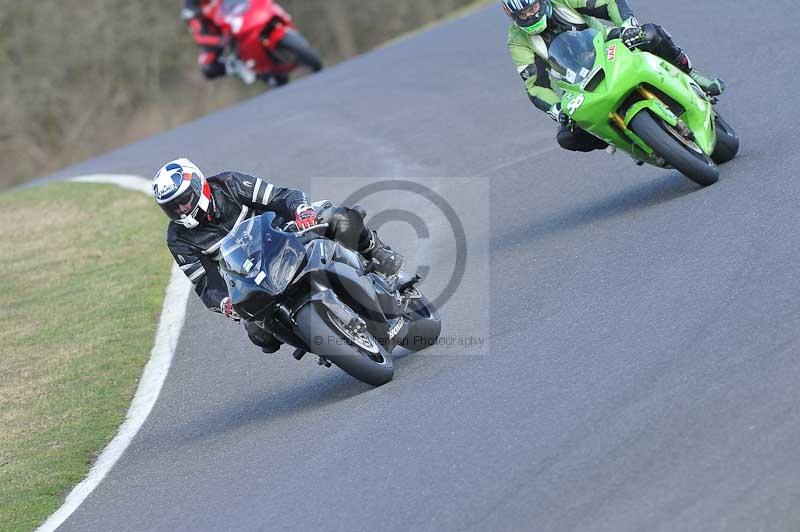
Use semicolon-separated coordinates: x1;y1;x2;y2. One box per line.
619;26;647;49
621;17;640;29
547;103;571;126
181;7;201;21
294;204;318;231
220;297;241;322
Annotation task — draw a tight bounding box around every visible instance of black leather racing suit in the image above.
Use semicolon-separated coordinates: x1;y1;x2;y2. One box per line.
166;171;373;349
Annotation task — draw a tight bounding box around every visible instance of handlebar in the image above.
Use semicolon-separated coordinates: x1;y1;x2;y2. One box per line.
282;221;330;237
296;223;329;236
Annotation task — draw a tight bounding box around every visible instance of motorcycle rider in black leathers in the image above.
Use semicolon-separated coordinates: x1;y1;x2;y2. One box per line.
152;158;403;353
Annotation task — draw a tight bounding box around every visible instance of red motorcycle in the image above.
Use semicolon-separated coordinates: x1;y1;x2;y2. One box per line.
204;0;323;86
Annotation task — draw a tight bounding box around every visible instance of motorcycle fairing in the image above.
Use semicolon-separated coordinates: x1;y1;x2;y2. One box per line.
553;29;717;163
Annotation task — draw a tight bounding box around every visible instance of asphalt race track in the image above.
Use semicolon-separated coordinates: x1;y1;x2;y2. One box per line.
46;2;800;531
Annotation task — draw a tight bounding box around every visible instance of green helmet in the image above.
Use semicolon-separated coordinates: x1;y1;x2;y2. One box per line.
502;0;552;35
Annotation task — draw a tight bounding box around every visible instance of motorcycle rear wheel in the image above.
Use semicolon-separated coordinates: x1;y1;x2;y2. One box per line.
629;110;719;187
295;303;393;387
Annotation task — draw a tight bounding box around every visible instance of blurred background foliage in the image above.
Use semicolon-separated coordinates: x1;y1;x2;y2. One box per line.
0;0;480;188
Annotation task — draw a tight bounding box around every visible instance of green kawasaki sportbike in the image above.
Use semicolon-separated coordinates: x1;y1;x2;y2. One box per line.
550;28;739;187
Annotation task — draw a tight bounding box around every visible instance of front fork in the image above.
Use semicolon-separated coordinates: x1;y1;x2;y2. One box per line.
261;4;295;51
611;86;694;159
262;21;288;51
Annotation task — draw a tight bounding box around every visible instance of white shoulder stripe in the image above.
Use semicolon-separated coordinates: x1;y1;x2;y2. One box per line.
252;178;263;203
188;268;206;282
179;262;200;272
232;205;251;230
260;182;274;205
180;262;204;278
529;34;549;59
202;206;251;255
553;5;586;25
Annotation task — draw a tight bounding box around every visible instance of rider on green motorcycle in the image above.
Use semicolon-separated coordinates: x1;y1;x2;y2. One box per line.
503;0;725;152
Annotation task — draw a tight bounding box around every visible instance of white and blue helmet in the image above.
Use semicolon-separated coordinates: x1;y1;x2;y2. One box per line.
152;158;211;229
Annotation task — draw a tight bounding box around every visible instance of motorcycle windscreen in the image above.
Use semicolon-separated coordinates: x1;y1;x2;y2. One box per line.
221;0;250;15
548;28;600;84
220;212;305;296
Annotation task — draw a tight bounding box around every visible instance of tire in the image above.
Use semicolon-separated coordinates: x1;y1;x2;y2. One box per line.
711;112;740;165
401;293;442;352
294;303;393;387
629;110;719;187
273;73;290;87
277;30;323;72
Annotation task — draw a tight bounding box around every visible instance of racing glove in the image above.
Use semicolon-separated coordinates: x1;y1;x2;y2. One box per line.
294;204;318;231
547;103;570;126
220;297;241;322
621;17;640;29
620;26;648;49
181;7;201;21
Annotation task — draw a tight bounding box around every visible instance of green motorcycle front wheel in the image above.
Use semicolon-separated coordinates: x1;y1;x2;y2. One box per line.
711;112;740;165
629;110;720;187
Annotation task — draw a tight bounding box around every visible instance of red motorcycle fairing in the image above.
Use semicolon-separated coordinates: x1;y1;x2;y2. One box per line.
205;0;298;75
262;16;289;52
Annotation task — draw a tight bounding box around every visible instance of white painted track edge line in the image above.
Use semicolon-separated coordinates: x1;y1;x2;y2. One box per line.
36;175;191;532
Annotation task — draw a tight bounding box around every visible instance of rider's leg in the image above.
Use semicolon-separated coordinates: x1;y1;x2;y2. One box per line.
360;230;404;277
638;24;725;96
320;206;404;277
198;47;225;79
557;126;608;152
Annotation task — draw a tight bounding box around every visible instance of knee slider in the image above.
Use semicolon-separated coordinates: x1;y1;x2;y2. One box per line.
556;128;577;150
201;63;225;79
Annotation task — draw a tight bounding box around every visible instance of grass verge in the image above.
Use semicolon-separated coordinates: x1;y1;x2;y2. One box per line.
0;183;172;531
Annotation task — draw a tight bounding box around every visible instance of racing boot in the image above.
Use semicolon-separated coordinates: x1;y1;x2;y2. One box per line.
676;52;725;96
689;70;726;97
246;321;283;354
361;230;404;277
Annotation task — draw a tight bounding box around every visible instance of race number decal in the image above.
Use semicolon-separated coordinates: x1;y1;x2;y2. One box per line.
567;94;585;114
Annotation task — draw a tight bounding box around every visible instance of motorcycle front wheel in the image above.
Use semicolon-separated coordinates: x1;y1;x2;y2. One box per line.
629;110;719;187
294;303;393;387
401;292;442;352
711;112;740;165
276;29;323;72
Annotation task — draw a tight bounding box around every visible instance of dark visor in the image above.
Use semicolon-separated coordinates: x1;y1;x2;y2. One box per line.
514;1;545;27
159;185;200;221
